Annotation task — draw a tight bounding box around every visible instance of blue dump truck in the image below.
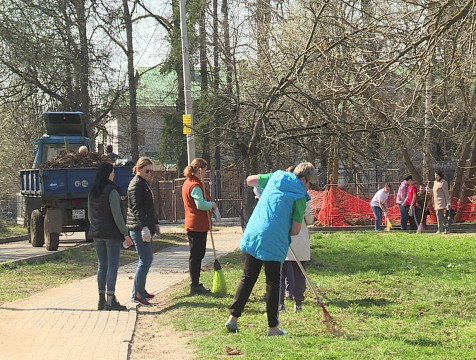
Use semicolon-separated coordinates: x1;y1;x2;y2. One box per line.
20;112;133;251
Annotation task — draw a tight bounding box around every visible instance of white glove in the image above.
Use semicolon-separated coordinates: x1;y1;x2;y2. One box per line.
141;226;151;242
213;207;221;222
155;223;161;237
253;187;263;199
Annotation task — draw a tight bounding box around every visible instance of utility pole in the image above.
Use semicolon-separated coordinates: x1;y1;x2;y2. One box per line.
179;0;195;163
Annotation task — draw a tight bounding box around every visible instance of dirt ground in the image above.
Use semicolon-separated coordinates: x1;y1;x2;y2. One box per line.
128;280;196;360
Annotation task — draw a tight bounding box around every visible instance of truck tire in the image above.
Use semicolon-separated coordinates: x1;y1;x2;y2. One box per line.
30;210;45;247
45;231;60;251
85;232;93;243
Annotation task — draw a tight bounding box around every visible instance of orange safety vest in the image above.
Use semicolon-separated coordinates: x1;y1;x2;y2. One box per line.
182;175;211;232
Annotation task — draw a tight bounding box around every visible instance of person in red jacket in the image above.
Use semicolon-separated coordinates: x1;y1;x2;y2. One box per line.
182;158;217;295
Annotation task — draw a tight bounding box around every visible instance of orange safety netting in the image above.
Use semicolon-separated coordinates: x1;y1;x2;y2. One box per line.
310;186;476;227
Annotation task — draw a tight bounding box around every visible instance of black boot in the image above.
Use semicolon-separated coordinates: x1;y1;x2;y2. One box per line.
190;283;211;295
105;294;127;311
98;293;106;310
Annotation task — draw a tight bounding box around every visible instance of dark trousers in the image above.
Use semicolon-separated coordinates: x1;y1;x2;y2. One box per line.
408;208;418;230
187;231;207;286
280;261;306;306
414;206;422;226
398;204;408;230
230;253;281;328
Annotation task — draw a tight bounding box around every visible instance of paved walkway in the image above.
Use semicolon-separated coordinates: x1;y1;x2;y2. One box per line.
0;225;242;360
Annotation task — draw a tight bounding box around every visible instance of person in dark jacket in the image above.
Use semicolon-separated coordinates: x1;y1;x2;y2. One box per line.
127;157;160;306
105;144;120;159
182;158;217;295
88;162;133;311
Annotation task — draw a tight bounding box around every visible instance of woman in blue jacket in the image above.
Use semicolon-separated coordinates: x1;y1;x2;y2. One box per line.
225;162;317;336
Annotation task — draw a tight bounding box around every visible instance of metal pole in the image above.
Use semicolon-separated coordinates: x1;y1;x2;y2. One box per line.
179;0;195;164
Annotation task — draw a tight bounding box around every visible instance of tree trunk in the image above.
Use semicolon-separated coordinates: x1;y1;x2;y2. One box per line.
455;136;476;222
75;0;92;145
422;69;433;183
123;0;139;162
199;1;209;160
212;0;221;171
452;132;472;198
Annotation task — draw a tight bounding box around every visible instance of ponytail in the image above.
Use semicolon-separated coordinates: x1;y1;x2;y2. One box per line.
183;158;208;178
183;165;193;178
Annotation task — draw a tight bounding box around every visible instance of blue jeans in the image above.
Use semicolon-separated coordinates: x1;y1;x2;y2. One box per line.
398;204;409;230
94;238;121;295
130;228;154;301
371;206;383;230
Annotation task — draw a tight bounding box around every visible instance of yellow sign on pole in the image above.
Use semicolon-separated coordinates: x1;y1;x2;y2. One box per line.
183;114;192;134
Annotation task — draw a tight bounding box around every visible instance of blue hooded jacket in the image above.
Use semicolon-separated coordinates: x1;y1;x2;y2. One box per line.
239;170;310;262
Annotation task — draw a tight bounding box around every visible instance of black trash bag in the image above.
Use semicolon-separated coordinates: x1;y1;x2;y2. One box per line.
446;207;456;223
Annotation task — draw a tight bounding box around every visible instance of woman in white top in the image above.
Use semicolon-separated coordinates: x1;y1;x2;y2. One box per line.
370;183;391;230
279;201;314;313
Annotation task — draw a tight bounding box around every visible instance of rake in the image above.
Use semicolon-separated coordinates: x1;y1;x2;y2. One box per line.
289;246;339;334
417;184;429;234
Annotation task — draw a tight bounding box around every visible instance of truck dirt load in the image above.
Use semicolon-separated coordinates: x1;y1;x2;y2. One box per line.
39;152;115;169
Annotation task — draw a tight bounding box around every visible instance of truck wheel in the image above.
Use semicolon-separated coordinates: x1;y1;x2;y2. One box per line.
30;210;45;247
45;231;60;251
85;232;93;243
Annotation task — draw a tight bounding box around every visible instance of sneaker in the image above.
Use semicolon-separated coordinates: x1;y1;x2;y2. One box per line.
146;291;155;299
134;296;151;306
105;296;127;311
190;283;211;295
278;304;286;312
436;230;441;234
268;328;288;336
294;304;302;313
225;321;239;333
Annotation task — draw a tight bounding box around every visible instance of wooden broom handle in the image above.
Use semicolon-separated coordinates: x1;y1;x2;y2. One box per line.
207;208;217;260
289;245;324;306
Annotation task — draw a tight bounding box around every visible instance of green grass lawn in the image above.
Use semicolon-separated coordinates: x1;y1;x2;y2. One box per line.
0;233;186;305
0;223;28;238
157;231;476;359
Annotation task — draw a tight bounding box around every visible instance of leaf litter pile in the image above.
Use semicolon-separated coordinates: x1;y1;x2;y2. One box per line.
40;152;115;169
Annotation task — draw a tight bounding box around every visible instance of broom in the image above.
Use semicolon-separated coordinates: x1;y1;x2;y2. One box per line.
289;246;339;335
207;210;227;295
417;184;429;234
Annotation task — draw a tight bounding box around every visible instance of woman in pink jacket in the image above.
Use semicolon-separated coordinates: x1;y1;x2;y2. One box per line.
432;170;451;234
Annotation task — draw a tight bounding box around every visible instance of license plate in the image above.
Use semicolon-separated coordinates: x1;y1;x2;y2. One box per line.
72;209;85;220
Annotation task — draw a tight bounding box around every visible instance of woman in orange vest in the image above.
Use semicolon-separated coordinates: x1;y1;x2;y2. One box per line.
182;158;217;295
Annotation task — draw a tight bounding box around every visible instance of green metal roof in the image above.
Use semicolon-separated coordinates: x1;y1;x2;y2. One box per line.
136;67;202;108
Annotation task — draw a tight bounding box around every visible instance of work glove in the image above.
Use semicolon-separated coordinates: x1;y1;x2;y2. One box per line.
141;226;151;242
